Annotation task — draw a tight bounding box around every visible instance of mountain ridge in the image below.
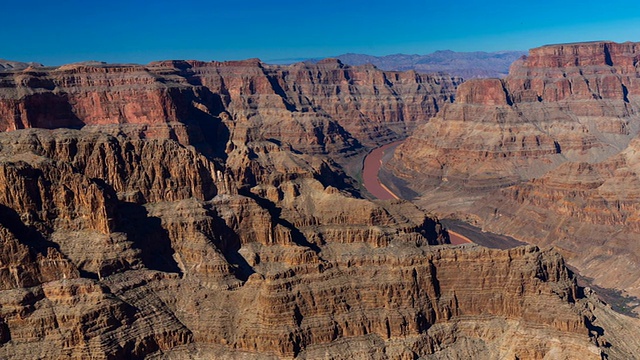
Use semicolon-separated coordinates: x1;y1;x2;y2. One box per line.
268;50;526;78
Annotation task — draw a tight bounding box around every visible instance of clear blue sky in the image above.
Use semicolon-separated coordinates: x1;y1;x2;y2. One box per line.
3;0;640;65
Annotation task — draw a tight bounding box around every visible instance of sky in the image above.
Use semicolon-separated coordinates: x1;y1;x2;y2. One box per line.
3;0;640;65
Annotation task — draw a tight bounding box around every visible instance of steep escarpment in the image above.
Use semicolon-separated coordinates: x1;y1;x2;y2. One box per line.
386;41;640;299
0;125;459;358
0;153;624;359
470;137;640;295
389;42;640;190
0;58;462;207
0;54;637;358
0;59;459;154
152;245;610;359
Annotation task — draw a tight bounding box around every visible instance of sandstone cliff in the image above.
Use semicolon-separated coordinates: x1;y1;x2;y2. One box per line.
0;55;636;358
0;59;459;152
386;41;640;302
389;42;640;190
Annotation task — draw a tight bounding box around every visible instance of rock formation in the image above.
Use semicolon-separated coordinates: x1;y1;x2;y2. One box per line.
0;55;637;358
0;59;459;151
387;41;640;302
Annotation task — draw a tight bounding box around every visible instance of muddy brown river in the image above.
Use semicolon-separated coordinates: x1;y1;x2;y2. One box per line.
362;141;472;245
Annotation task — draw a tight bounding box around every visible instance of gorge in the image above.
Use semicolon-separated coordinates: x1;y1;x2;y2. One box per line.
0;44;639;359
385;41;640;307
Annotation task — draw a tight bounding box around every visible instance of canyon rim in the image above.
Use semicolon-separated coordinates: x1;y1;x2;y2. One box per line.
0;42;640;359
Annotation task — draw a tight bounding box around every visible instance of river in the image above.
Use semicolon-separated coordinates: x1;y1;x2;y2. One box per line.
362;141;403;200
361;142;527;248
362;141;475;246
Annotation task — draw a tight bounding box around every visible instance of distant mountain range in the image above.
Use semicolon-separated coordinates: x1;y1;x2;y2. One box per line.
0;59;43;71
268;50;527;79
3;50;526;79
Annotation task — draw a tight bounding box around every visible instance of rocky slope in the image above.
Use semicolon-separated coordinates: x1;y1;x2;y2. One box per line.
0;56;637;358
386;41;640;301
0;58;460;152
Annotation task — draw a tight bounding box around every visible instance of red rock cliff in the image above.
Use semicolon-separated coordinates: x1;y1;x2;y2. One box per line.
387;41;640;301
0;59;459;152
0;54;635;358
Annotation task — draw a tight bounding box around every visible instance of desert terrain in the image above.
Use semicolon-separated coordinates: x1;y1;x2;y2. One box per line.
0;43;639;358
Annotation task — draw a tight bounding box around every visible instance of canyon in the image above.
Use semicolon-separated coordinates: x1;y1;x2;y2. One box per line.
386;41;640;307
0;49;638;358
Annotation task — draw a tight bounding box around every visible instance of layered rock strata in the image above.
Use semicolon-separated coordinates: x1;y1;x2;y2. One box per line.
0;145;625;358
0;125;454;358
0;58;459;154
387;41;640;299
0;54;637;358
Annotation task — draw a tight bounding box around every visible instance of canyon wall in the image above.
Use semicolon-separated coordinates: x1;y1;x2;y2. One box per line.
0;59;459;153
0;56;636;358
386;41;640;300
